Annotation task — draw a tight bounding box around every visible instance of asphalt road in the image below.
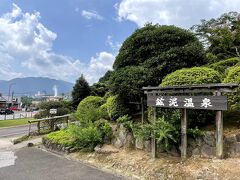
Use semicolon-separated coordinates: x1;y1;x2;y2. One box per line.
0;147;124;180
0;125;36;137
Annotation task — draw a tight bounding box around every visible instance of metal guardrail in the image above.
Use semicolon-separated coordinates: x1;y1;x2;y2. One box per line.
28;114;70;135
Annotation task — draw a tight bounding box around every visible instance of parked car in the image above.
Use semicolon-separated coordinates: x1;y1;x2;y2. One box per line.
0;109;14;115
8;107;21;111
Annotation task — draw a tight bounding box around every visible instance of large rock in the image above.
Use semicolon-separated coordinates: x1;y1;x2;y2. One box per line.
201;144;215;157
135;138;144;150
202;132;215;147
235;142;240;154
236;134;240;142
124;133;135;148
224;135;237;157
112;124;135;149
144;140;151;152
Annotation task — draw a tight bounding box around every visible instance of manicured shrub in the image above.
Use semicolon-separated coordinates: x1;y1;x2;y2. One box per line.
160;67;219;128
223;65;240;110
77;96;104;110
46;129;74;147
161;67;221;86
208;57;240;76
75;96;105;126
105;95;128;120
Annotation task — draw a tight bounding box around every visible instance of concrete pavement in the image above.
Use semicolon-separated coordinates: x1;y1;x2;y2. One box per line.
0;130;125;180
0;147;125;180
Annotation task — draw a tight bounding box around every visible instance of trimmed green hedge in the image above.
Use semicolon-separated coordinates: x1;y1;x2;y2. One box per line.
46;129;74;147
77;96;104;110
75;96;106;126
208;57;240;75
104;95;128;120
161;67;221;86
223;65;240;110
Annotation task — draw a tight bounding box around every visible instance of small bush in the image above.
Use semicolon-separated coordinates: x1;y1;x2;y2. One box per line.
75;96;105;126
46;129;74;147
188;127;205;139
154;116;177;150
116;115;132;130
161;67;221;86
94;119;113;142
223;65;240;110
70;126;102;151
131;123;153;141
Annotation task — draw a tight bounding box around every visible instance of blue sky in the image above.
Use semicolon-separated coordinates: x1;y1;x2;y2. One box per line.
0;0;240;84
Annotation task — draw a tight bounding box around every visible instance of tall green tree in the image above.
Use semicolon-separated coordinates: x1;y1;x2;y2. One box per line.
191;12;240;61
71;74;91;109
110;24;205;105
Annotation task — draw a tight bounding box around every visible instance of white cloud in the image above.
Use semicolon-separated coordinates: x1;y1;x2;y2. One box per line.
0;4;113;84
106;35;122;51
117;0;240;28
81;10;104;20
86;52;115;84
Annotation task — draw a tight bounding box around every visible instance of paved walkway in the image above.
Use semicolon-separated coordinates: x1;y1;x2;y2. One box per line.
0;147;124;180
0;137;124;180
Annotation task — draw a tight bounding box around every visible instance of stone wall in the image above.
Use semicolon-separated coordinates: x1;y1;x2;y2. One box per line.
42;137;75;154
188;132;240;158
112;124;240;158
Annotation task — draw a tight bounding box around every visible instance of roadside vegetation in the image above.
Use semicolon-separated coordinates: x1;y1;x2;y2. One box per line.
43;12;240;153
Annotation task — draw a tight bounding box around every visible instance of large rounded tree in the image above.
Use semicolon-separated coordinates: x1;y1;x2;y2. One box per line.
113;24;206;86
110;24;206;106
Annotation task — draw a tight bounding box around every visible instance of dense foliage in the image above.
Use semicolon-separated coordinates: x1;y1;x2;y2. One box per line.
208;57;240;75
109;66;150;102
90;82;108;97
223;65;240;110
71;74;91;109
75;96;106;127
109;24;206;114
191;12;240;61
34;101;71;119
114;24;205;73
104;95;127;120
161;67;221;86
98;70;113;84
70;126;102;151
46;129;74;147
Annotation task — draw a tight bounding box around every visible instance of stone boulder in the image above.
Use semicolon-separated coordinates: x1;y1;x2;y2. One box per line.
112;124;135;149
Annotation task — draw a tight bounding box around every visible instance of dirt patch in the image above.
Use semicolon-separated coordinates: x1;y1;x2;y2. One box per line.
68;145;240;180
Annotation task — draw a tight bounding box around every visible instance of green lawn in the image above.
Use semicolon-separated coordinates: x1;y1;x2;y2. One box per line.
0;118;34;128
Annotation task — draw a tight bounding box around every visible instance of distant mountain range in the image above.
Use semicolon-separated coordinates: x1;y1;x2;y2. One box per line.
0;77;74;96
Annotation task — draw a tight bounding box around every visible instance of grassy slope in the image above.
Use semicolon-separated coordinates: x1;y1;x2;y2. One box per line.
0;118;34;128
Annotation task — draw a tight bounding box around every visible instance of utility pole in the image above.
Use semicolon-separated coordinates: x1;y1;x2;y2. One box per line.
8;83;15;108
11;91;14;107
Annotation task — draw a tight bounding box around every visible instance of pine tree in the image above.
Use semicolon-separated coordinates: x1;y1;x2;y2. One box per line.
71;74;91;109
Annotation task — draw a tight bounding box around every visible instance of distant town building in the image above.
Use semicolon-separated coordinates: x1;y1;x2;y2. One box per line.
0;96;22;109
